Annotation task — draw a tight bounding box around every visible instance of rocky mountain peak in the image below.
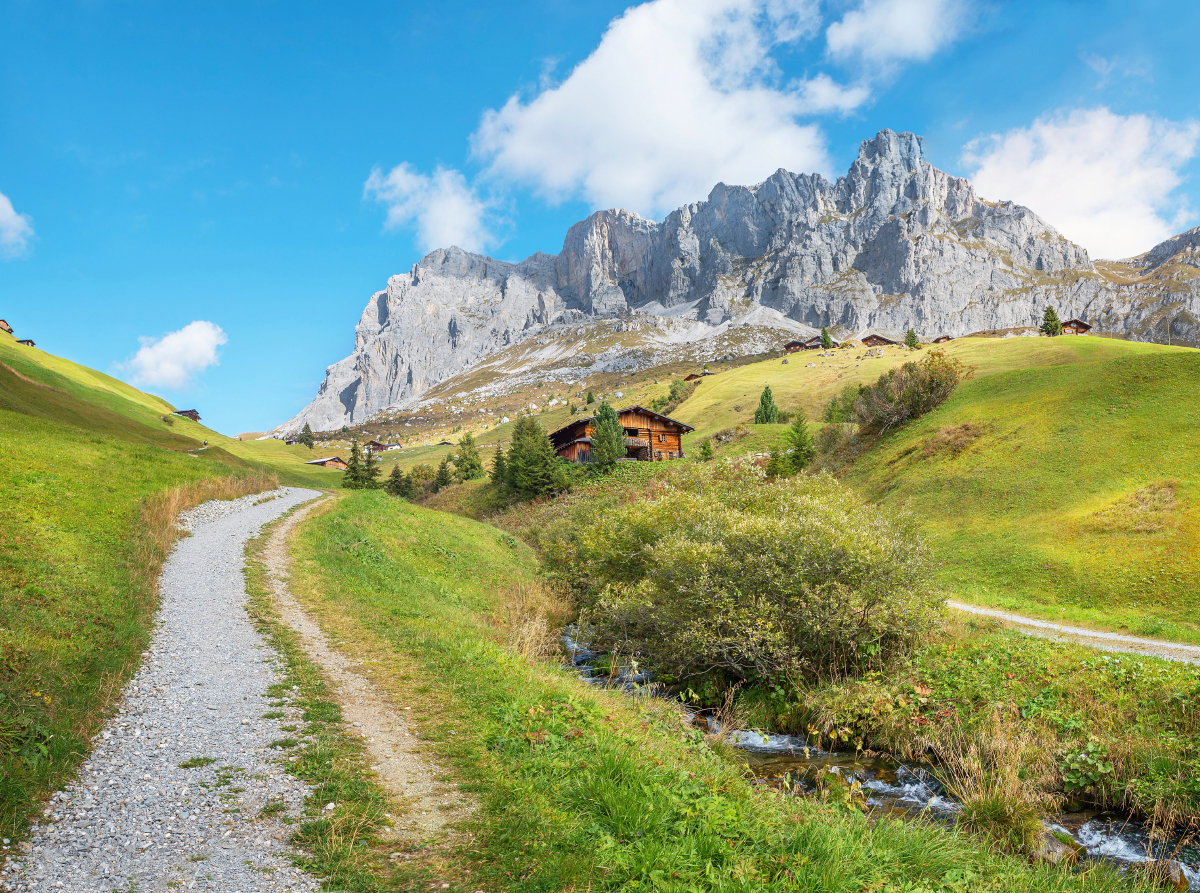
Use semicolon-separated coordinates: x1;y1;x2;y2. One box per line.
274;130;1196;434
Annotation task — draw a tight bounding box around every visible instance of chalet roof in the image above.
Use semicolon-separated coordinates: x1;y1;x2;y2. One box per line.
549;405;694;439
16;339;35;347
0;319;12;334
1062;318;1092;329
174;408;201;419
305;457;344;466
855;328;905;344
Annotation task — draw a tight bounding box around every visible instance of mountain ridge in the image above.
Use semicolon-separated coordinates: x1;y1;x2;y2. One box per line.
277;129;1199;433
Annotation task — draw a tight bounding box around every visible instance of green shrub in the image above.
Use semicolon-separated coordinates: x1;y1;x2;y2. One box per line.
546;461;941;682
853;348;967;434
822;384;864;423
753;385;779;424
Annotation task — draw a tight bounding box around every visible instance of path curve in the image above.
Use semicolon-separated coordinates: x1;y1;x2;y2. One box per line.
263;498;470;844
2;487;323;893
948;600;1200;665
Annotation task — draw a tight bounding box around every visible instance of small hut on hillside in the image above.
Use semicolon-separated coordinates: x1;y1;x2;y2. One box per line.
858;329;903;347
1061;319;1092;335
173;409;201;422
306;456;348;470
16;338;35;347
932;334;953;344
0;320;12;335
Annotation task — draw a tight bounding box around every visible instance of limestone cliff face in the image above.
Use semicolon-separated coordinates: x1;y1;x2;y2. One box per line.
277;130;1198;433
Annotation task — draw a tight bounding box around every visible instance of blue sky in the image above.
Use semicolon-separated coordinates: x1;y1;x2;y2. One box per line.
2;0;1199;434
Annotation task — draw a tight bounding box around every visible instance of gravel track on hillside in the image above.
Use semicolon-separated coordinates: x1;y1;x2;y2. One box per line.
949;600;1200;665
1;487;322;893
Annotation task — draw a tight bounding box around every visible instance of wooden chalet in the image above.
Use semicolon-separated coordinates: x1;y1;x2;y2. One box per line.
1061;319;1092;335
932;334;953;344
550;405;695;463
365;440;396;453
173;409;201;422
306;456;348;470
784;340;805;353
684;373;703;381
0;319;12;335
858;330;902;347
16;338;34;347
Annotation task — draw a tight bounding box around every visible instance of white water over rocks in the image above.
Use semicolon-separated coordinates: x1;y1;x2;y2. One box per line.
1;487;322;892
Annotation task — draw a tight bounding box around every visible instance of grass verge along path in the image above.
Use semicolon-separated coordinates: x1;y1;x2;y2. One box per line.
280;489;1143;893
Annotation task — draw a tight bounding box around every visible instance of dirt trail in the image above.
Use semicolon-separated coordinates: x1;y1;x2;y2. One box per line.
948;600;1200;665
263;500;472;843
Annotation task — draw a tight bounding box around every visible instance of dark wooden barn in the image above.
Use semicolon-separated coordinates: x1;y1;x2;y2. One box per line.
0;319;12;335
173;409;201;422
305;456;349;470
932;334;953;344
16;338;35;347
550;406;695;463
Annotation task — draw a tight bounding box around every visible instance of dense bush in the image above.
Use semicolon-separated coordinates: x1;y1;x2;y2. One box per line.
853;349;967;434
546;461;941;683
822;384;864;423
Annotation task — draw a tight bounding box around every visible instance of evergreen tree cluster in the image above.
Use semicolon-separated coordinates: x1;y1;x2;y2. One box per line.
490;416;569;500
341;441;382;490
384;464;416;498
904;328;919;349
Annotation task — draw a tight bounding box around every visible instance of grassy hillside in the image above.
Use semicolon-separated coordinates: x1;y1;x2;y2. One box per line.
673;336;1200;638
0;332;340;844
278;490;1127;893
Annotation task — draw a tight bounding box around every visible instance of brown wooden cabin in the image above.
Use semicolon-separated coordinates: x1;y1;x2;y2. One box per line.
306;456;348;470
784;340;805;353
173;409;201;422
799;334;842;350
365;440;388;453
683;373;703;381
932;334;953;344
1061;319;1092;335
859;330;901;347
436;440;453;446
0;319;12;334
550;405;695;463
16;338;35;347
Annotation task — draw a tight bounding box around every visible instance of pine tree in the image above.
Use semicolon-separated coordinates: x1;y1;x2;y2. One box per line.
360;447;382;489
384;463;408;497
586;390;595;405
782;415;815;473
433;457;453;493
453;433;485;480
342;441;364;489
300;422;315;450
754;385;779;424
591;401;626;472
506;416;568;499
490;445;508;486
698;438;714;462
1041;306;1063;337
904;328;919;349
820;327;834;349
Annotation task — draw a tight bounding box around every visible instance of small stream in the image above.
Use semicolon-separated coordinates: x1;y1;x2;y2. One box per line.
564;633;1200;888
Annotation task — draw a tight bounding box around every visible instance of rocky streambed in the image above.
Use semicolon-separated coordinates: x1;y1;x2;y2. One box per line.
564;633;1200;890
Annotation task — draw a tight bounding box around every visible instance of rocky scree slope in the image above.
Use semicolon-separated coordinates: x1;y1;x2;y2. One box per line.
280;129;1199;433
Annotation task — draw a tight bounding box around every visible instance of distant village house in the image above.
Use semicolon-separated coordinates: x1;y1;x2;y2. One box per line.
305;456;348;469
550;406;694;463
16;339;35;347
932;334;953;344
1061;319;1092;335
784;340;805;353
173;409;201;422
859;330;902;347
0;320;12;335
365;440;400;453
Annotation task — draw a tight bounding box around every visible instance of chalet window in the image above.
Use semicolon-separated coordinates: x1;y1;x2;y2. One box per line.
658;433;666;442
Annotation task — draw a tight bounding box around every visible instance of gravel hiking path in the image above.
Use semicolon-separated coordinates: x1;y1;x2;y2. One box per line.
949;600;1200;665
2;487;323;893
263;500;471;847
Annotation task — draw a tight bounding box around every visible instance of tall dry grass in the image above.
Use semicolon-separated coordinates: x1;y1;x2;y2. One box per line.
131;470;280;602
496;580;573;661
933;714;1062;854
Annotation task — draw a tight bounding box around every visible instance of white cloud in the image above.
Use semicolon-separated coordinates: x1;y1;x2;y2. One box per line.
826;0;969;67
0;189;33;258
963;107;1200;259
363;163;494;254
470;0;839;218
122;321;227;390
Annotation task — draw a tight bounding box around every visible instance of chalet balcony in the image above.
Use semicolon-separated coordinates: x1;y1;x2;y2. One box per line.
624;436;649;448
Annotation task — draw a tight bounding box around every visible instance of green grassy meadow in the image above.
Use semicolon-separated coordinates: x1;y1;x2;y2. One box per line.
284;490;1134;893
0;331;339;842
673;336;1200;638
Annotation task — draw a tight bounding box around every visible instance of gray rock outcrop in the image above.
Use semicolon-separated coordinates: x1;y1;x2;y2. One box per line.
277;130;1200;433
